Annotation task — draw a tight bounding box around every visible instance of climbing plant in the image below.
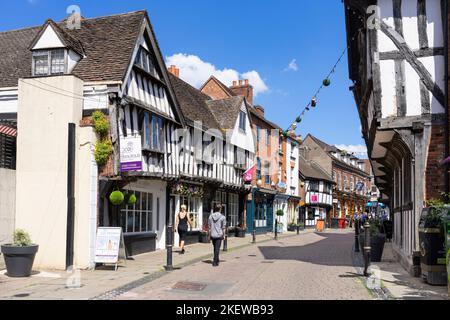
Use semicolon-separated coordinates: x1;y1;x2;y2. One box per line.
92;110;113;167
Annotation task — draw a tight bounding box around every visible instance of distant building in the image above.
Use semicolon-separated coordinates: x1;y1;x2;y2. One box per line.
302;134;371;226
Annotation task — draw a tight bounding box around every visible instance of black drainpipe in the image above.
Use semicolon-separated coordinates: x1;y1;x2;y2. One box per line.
66;123;76;269
445;0;449;197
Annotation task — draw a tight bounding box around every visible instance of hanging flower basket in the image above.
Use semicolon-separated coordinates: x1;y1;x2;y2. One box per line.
126;193;137;205
171;182;204;198
109;190;124;206
323;78;331;86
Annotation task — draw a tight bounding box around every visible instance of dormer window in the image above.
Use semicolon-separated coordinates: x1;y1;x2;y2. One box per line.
33;49;66;76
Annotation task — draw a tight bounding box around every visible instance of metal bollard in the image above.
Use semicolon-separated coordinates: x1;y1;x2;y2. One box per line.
296;217;300;235
363;221;371;276
354;219;360;253
252;219;256;243
165;224;173;271
223;228;228;252
274;219;278;240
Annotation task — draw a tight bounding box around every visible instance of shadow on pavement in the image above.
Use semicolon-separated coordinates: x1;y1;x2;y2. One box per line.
258;232;355;267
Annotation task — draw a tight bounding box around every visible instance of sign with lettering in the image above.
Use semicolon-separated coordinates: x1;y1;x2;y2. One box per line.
94;228;126;268
120;136;142;172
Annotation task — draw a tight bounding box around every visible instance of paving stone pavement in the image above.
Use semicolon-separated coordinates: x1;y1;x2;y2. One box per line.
0;231;304;300
117;230;373;300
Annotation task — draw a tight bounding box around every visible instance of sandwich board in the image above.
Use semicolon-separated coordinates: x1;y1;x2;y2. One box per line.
94;227;127;271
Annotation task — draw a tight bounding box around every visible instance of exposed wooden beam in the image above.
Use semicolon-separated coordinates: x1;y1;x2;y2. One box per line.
379;47;444;60
379;21;446;107
417;0;429;49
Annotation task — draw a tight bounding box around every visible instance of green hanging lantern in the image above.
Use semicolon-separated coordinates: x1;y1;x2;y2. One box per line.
126;193;137;205
296;116;302;123
323;78;331;86
109;190;125;206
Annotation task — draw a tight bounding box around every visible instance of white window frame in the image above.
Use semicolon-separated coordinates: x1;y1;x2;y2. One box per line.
32;49;67;76
120;191;154;234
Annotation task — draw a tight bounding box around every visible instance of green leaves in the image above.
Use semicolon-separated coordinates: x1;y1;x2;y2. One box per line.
95;140;113;167
13;229;32;247
92;110;113;167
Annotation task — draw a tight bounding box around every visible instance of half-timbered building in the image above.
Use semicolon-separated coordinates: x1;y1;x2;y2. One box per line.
345;0;449;274
168;70;255;244
0;11;186;269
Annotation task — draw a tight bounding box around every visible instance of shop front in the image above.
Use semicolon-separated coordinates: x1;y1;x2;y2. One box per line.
246;188;276;233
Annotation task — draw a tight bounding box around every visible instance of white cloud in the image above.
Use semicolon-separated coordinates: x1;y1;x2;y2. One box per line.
335;144;368;158
165;53;269;97
285;59;298;72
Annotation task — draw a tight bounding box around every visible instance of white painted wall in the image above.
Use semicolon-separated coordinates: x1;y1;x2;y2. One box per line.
0;89;18;114
15;76;87;270
230;102;255;154
32;25;65;50
426;0;444;48
68;50;81;73
401;0;419;50
380;59;397;118
83;85;109;111
123;180;167;250
419;55;446;113
404;62;422;116
0;169;15;245
378;0;397;52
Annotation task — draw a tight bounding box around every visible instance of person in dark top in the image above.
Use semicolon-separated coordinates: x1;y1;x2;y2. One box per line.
175;205;193;254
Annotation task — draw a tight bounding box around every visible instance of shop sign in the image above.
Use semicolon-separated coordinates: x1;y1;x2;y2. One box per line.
311;194;318;203
120;136;142;172
94;227;127;270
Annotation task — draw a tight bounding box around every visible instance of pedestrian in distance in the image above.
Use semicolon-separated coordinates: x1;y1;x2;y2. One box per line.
208;204;227;267
175;204;193;254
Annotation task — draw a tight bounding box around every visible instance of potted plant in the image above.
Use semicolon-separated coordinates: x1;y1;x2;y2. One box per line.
235;224;246;238
358;218;386;262
418;195;449;285
199;224;210;243
287;221;297;232
1;229;39;277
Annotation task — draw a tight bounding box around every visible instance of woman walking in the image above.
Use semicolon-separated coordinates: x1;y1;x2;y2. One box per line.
175;205;192;254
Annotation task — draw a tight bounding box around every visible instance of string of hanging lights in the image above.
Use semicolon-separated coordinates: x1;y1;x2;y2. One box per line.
280;5;371;138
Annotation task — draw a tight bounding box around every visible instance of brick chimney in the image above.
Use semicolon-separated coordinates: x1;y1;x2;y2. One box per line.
230;79;254;106
167;65;180;77
254;105;265;117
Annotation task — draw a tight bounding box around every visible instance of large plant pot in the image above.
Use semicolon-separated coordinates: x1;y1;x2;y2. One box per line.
199;233;210;243
287;225;296;232
358;233;386;262
235;228;246;238
1;245;39;277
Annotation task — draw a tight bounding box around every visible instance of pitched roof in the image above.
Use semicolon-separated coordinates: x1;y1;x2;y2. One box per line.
0;11;146;87
200;76;237;98
206;96;244;129
248;107;281;130
299;155;334;182
168;73;220;130
306;134;338;152
29;19;85;56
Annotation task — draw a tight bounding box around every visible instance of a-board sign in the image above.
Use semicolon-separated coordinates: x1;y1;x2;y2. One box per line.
94;227;127;269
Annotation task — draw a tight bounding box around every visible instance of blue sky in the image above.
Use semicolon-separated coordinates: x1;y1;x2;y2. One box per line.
0;0;367;156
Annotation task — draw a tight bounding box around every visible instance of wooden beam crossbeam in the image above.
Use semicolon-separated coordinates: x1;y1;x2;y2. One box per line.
379;21;445;107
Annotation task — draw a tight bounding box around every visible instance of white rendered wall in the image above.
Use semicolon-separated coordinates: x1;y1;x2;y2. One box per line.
32;25;65;50
379;59;397;118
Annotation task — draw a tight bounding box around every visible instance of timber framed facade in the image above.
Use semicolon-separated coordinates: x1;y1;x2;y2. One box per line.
345;0;449;275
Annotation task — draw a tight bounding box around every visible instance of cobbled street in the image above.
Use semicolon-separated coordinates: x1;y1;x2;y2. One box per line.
118;230;371;300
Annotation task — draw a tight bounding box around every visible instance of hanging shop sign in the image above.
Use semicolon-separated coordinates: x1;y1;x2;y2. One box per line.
120;135;142;172
310;194;318;204
243;165;255;183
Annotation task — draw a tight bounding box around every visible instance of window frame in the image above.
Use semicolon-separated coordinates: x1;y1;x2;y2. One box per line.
32;49;67;76
239;111;246;132
120;191;154;234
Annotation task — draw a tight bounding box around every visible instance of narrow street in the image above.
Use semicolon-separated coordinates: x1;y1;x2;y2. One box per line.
118;230;371;300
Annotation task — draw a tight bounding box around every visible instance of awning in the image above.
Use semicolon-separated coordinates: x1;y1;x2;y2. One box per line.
0;124;17;137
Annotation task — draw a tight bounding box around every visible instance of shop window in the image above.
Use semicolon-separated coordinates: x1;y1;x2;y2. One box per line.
228;193;239;227
307;208;315;220
180;196;201;231
120;191;153;234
